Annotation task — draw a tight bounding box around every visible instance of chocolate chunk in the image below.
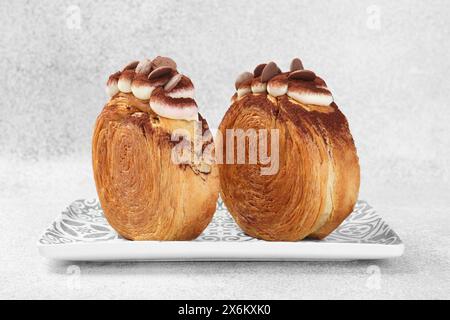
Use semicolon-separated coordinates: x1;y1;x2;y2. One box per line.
261;62;281;82
152;56;177;70
290;58;304;72
148;66;174;80
135;59;153;75
164;74;183;91
253;63;267;77
122;60;139;71
288;70;316;81
235;72;253;89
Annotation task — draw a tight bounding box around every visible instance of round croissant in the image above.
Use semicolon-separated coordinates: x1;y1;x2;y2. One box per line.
92;57;219;240
218;59;360;241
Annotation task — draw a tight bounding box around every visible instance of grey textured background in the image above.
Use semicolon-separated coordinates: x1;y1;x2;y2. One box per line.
0;0;449;299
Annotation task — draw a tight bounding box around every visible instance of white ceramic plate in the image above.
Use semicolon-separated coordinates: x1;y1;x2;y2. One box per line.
38;199;404;261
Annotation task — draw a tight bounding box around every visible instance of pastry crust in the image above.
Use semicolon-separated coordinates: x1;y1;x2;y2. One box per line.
95;57;219;240
93;94;219;241
218;60;360;241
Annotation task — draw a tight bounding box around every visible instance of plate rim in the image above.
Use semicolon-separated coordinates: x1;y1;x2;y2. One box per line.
37;199;405;261
37;240;405;261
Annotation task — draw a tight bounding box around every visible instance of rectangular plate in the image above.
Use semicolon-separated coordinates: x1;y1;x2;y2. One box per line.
38;200;404;261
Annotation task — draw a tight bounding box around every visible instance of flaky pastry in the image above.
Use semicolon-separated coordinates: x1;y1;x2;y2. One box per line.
218;58;360;241
93;56;219;240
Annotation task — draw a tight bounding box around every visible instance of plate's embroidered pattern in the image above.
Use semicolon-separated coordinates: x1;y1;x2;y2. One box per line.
39;200;402;245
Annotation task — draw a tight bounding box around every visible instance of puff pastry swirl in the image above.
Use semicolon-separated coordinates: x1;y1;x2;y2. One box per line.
92;57;219;240
218;59;360;241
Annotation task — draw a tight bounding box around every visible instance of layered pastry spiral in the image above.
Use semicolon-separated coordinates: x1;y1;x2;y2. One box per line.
93;56;219;240
218;58;360;241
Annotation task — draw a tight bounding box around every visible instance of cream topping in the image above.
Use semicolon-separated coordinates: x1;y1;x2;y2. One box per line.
150;88;198;121
234;58;334;106
166;75;195;99
105;56;199;121
267;74;288;97
106;72;120;97
131;74;155;100
117;70;135;93
287;82;333;106
251;78;267;93
237;82;252;98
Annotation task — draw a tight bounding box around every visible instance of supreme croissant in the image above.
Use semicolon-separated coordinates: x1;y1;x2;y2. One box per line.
218;58;360;241
93;56;219;240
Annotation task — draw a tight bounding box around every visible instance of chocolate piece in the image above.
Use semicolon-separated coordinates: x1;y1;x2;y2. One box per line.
164;73;183;92
135;59;153;75
107;71;121;83
253;63;267;77
261;62;281;82
235;72;253;90
148;66;174;80
122;61;139;71
152;56;177;70
290;58;304;72
288;70;316;81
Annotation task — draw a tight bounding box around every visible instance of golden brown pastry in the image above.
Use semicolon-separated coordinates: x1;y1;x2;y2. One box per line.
93;56;219;240
218;58;360;241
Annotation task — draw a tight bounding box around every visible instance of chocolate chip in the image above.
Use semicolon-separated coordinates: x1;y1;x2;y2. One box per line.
290;58;304;72
261;62;281;82
288;70;316;81
148;66;174;80
122;61;139;71
235;72;253;89
164;74;183;91
152;56;177;70
135;59;153;75
253;63;267;77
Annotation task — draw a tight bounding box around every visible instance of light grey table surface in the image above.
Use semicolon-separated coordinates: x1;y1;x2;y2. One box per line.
0;156;448;300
